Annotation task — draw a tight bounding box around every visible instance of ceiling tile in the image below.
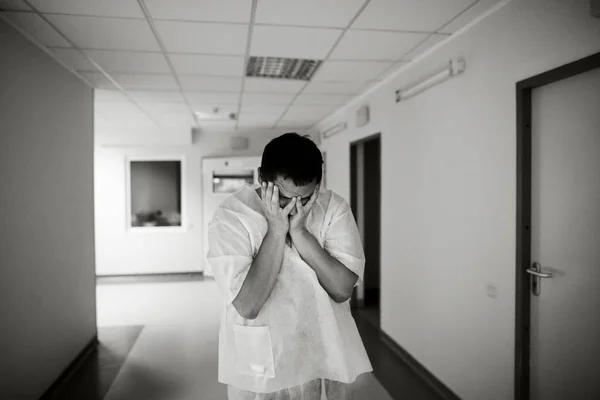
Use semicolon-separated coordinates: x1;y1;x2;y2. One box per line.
280;117;319;126
196;121;236;132
250;25;342;59
0;1;31;11
302;80;365;94
45;15;160;51
50;48;96;70
83;50;170;73
28;0;144;18
244;78;305;93
3;12;71;47
145;0;252;23
284;105;336;120
155;21;248;54
192;104;238;115
241;104;287;114
111;73;179;90
330;30;428;60
169;54;245;76
242;93;295;104
277;124;311;132
400;34;448;61
138;102;190;114
238;120;278;129
179;76;241;91
186;92;240;105
238;114;280;125
360;80;382;92
438;0;503;33
255;0;365;28
294;93;353;105
277;117;314;127
351;0;474;32
79;71;115;89
313;60;394;81
128;90;185;103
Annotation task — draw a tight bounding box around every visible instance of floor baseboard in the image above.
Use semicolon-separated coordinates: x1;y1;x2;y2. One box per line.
379;329;461;400
39;335;99;400
96;272;206;284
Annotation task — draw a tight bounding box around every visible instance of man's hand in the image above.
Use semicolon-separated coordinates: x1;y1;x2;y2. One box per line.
261;181;296;237
289;183;320;236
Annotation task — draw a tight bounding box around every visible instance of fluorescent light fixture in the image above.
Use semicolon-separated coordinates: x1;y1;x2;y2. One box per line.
194;107;237;121
321;122;347;139
395;58;466;102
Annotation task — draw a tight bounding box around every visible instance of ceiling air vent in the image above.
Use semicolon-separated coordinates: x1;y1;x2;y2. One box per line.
246;56;322;81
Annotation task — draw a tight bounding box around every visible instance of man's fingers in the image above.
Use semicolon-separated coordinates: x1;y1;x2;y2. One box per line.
271;185;279;209
295;197;303;212
265;182;273;206
283;197;296;215
260;181;266;202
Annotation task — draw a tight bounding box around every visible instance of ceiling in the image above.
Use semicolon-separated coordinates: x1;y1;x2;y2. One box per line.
0;0;502;134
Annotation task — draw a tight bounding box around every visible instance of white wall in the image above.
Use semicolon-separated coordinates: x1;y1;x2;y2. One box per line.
0;19;96;399
94;128;295;275
313;1;600;399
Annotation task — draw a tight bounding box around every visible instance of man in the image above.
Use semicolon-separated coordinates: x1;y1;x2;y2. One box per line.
207;133;372;399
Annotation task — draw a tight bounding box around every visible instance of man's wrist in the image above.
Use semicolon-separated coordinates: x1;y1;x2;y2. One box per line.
267;228;288;242
289;227;308;239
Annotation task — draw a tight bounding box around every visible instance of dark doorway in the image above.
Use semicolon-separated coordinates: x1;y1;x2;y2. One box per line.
350;133;381;328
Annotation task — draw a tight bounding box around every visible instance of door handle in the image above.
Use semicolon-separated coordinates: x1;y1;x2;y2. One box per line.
526;268;553;278
528;262;552;296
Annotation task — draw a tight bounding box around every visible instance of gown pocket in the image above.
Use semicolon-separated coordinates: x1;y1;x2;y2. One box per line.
233;324;276;378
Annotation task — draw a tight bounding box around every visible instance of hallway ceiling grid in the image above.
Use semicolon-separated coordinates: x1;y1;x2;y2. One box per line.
0;0;501;133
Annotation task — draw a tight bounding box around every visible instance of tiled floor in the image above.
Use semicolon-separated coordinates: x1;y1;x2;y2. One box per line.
48;277;442;400
47;326;144;400
353;309;443;400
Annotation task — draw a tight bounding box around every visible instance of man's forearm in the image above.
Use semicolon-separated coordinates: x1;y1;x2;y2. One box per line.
291;229;358;303
232;230;286;319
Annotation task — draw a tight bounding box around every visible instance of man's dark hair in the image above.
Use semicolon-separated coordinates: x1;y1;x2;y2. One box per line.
259;132;323;186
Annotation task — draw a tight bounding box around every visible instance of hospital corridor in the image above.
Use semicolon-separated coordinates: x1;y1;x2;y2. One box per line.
68;275;415;400
2;1;600;400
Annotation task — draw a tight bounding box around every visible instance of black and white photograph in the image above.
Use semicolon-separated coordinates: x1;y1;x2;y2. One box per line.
2;1;599;400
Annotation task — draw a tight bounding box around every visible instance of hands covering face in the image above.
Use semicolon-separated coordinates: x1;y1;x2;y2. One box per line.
289;183;320;236
260;181;296;237
260;181;320;237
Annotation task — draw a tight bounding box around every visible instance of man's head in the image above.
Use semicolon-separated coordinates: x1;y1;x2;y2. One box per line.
258;132;323;214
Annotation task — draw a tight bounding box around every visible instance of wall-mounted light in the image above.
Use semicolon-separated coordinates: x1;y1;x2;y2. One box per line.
395;58;466;102
356;105;370;127
321;122;347;139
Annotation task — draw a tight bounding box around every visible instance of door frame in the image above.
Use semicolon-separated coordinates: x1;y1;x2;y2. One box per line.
349;132;382;309
515;51;600;400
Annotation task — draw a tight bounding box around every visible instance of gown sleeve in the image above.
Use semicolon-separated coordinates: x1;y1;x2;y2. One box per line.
323;198;366;287
206;208;254;304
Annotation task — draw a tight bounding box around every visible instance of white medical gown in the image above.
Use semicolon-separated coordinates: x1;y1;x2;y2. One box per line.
207;184;373;394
